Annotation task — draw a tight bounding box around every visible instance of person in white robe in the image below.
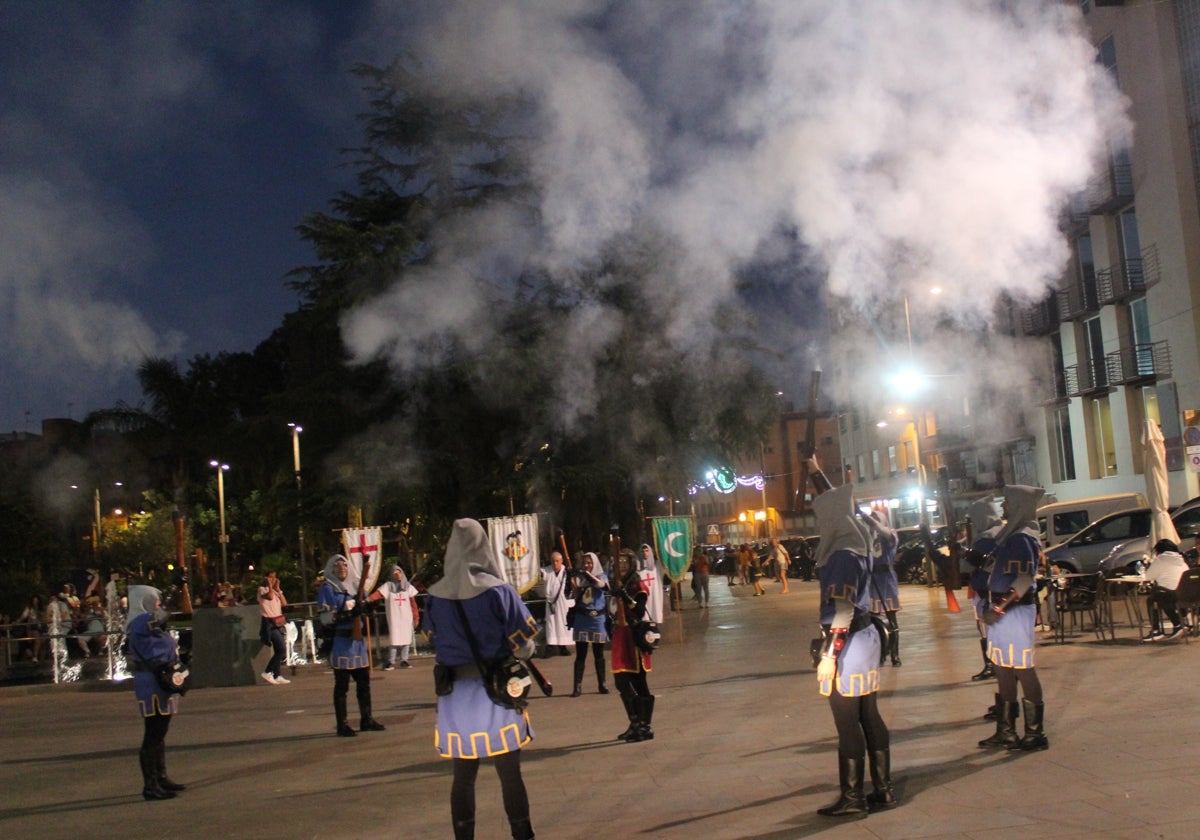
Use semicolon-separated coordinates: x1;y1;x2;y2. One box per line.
540;551;575;656
370;563;420;670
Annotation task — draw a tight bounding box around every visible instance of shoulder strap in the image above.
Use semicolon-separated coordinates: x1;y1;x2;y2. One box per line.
452;599;490;670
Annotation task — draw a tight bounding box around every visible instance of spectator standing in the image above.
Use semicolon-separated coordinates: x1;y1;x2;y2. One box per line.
770;537;792;594
17;595;46;662
425;518;538;840
257;570;290;685
691;547;710;608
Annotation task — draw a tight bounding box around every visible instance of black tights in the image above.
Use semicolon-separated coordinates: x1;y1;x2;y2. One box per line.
614;671;650;698
828;691;889;758
451;752;528;833
573;642;605;678
995;665;1042;705
142;712;171;751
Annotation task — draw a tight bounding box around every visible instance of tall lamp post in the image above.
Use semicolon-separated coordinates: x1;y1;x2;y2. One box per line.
288;423;307;595
210;460;230;583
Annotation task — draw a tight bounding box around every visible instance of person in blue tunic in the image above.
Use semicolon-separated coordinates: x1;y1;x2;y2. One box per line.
427;518;539;840
813;483;895;817
863;509;902;666
568;552;610;697
978;484;1049;752
318;554;385;737
966;498;1003;684
125;585;186;801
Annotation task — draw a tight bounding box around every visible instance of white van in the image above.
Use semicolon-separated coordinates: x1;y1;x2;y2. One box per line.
1036;492;1148;547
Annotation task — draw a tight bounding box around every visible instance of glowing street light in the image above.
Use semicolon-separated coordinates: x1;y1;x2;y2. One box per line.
210;461;230;584
288;422;307;594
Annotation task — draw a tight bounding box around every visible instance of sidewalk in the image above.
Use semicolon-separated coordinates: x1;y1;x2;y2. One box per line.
2;578;1199;839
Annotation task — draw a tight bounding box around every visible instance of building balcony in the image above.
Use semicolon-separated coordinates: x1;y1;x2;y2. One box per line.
1020;294;1060;336
1080;162;1133;214
1063;360;1110;397
1105;339;1172;385
1055;280;1100;323
1097;244;1161;304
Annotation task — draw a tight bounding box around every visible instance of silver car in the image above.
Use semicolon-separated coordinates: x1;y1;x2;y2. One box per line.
1045;508;1152;574
1098;496;1200;575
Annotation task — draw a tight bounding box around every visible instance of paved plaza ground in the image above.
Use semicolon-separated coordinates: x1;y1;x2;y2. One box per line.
3;577;1199;840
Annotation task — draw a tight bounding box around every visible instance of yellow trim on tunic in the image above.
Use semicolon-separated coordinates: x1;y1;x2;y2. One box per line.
819;667;880;698
574;630;607;643
138;694;179;717
329;652;370;669
436;714;532;759
988;641;1036;669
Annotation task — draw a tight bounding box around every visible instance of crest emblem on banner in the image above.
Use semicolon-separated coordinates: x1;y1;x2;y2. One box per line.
485;514;541;594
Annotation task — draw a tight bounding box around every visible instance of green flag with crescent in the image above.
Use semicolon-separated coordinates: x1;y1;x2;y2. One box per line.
652;516;693;583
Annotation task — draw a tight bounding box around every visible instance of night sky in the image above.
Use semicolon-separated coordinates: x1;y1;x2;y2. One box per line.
0;1;383;433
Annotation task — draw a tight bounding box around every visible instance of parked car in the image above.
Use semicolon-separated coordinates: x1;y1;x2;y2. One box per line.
894;526;947;584
1037;492;1148;548
1098;496;1200;575
1044;508;1153;574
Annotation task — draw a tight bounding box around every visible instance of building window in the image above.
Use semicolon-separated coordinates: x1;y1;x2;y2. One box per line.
1089;395;1117;477
887;445;898;474
1098;34;1118;83
871;450;881;479
1083;316;1106;389
857;454;866;483
1050;405;1076;482
903;440;915;473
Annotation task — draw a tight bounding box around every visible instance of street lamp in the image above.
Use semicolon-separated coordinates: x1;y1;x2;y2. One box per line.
288;422;307;595
210;460;230;584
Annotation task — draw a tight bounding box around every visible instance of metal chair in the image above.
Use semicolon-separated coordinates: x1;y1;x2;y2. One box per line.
1054;572;1106;644
1170;568;1200;644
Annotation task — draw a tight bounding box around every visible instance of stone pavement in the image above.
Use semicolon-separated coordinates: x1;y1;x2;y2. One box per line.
3;577;1200;840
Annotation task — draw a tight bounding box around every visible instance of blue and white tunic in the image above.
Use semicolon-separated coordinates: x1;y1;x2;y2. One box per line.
318;581;370;670
819;549;881;698
986;531;1040;669
428;585;539;759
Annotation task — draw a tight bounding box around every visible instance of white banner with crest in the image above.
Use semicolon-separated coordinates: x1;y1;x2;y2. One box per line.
485;514;541;594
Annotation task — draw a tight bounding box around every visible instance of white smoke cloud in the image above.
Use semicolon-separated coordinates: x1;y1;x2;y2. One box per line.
0;174;183;385
347;0;1129;422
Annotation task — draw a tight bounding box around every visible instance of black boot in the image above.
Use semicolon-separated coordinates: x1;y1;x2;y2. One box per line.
632;695;655;741
983;691;1000;721
889;628;901;667
866;749;897;810
509;818;535;839
596;660;609;694
617;693;639;741
571;659;584;696
156;742;186;792
140;745;175;801
335;695;356;737
817;753;868;817
1010;699;1049;751
452;819;475;840
978;699;1020;748
971;639;994;680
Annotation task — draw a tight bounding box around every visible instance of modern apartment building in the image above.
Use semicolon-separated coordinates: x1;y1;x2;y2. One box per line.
836;1;1200;523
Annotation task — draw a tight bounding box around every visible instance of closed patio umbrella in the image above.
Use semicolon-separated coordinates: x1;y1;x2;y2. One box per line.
1143;419;1181;546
